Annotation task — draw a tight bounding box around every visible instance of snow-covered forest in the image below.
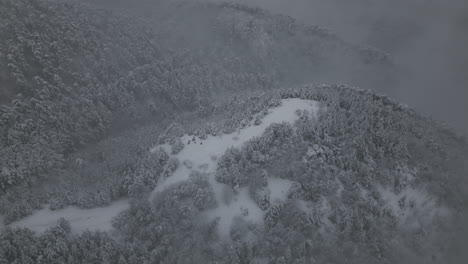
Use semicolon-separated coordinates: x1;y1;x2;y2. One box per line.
0;0;467;263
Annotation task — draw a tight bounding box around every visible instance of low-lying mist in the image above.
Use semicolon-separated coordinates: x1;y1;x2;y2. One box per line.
234;0;468;134
84;0;467;134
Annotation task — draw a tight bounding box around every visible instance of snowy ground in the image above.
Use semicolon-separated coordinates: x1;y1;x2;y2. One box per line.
6;200;129;233
152;98;319;237
3;98;318;236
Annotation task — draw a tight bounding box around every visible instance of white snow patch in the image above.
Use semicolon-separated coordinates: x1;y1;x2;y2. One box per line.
151;98;319;237
267;177;293;202
205;177;293;237
8;200;129;233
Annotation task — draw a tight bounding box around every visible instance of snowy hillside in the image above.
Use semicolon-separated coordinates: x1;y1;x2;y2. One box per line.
5;98;319;236
0;0;467;263
151;98;319;237
9;200;129;233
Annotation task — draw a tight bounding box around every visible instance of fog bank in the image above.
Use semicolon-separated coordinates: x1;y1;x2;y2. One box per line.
235;0;468;134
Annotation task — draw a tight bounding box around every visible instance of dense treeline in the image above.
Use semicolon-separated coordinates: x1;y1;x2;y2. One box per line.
0;218;152;264
213;85;468;263
0;0;175;192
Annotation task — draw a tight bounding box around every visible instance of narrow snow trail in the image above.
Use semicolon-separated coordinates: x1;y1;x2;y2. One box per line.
267;177;294;202
3;98;318;236
152;98;319;237
7;200;129;233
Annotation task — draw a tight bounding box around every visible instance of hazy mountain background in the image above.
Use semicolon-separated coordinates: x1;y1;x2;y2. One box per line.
234;0;468;134
87;0;468;135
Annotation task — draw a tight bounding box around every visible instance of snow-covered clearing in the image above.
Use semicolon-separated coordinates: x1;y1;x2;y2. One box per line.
3;98;318;236
152;98;319;237
7;200;129;233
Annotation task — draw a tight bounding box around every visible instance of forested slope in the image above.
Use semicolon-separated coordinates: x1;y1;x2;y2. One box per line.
1;1;467;263
147;1;395;89
0;0;175;192
0;0;394;192
1;85;467;263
